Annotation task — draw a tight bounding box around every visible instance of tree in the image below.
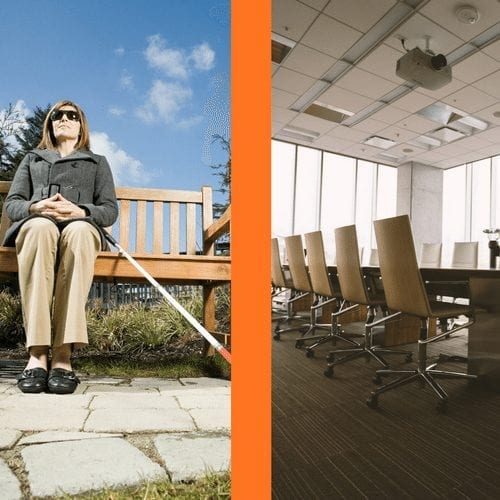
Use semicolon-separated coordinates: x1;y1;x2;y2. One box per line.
210;134;231;219
5;104;51;176
0;103;25;180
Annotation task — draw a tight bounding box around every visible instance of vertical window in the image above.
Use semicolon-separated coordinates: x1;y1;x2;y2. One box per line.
470;159;491;266
376;165;397;219
442;165;467;265
355;160;376;261
271;141;296;237
293;146;321;235
320;153;356;263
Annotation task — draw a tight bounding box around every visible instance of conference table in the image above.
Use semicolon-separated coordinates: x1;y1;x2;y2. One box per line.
356;265;500;388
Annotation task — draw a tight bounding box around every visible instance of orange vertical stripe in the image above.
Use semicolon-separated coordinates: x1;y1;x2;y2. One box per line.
232;0;271;498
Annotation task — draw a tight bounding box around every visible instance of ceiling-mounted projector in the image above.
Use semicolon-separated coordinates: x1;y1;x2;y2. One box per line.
396;47;451;90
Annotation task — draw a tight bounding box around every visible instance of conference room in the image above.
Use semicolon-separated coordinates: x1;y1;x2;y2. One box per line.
271;1;500;498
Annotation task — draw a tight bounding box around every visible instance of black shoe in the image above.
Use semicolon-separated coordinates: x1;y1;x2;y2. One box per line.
47;368;80;394
17;368;48;393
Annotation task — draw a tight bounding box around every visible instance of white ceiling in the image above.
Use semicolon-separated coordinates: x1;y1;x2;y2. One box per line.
272;0;500;169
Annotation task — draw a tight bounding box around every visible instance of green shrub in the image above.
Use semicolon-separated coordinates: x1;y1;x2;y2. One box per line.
0;291;24;347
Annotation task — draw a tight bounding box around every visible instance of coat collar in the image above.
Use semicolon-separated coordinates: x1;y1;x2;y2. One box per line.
31;148;99;164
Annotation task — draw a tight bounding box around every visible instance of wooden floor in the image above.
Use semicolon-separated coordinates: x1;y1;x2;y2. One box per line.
272;320;500;499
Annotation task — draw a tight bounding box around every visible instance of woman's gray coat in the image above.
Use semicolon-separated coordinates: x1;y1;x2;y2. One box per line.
2;148;119;249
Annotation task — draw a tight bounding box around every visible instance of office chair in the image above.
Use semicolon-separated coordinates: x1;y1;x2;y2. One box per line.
272;237;309;340
296;230;362;357
324;225;412;377
368;215;477;412
420;243;442;267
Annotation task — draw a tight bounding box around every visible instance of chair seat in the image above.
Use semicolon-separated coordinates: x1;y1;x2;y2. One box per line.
428;300;471;319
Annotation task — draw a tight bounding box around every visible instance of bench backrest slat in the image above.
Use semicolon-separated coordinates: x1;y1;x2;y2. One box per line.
119;199;131;249
136;200;147;253
153;201;163;254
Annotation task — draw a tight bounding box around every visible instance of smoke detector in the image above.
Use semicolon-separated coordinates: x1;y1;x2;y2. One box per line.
455;5;480;24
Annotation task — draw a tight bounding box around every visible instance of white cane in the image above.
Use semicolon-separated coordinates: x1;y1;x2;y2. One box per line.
105;233;232;364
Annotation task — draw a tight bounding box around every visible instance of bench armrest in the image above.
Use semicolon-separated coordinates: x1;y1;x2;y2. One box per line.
204;205;231;247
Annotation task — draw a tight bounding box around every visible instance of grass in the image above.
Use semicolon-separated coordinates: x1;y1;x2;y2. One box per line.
59;472;231;499
73;351;231;379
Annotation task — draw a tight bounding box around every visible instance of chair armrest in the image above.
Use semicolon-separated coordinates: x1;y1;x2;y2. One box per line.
204;205;231;247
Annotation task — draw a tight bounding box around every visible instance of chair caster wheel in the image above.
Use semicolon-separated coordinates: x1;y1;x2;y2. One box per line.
405;353;413;363
326;353;335;363
372;375;382;385
324;366;334;378
436;400;448;413
366;395;378;409
273;334;281;341
305;349;314;358
295;340;304;349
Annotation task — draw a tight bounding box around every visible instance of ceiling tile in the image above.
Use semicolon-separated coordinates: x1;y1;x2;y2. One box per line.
272;88;299;108
323;0;396;32
453;52;499;84
431;141;470;158
412;149;448;163
357;43;407;84
319;85;374;114
273;67;317;95
395;114;440;134
341;143;384;159
289;113;338;134
417;77;467;100
441;86;498;114
335;67;398;100
370;105;410;124
472;70;500;100
377;124;418;143
475;105;500;126
391;91;436;113
475;127;500;144
301;13;362;58
483;39;500;62
420;0;500;42
386;142;427;157
477;144;500;158
282;43;337;79
326;124;370;142
456;135;495;152
272;106;299;124
313;135;354;152
385;14;465;56
299;0;329;10
351;117;389;134
272;0;319;41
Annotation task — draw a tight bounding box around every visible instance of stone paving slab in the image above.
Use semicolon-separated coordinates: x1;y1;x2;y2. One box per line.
84;384;159;394
160;386;230;396
179;377;230;387
0;407;88;432
84;408;196;433
190;408;231;431
154;434;230;482
90;393;180;409
0;430;21;450
176;393;230;409
130;378;182;388
22;437;166;497
0;458;22;500
0;393;92;408
19;431;123;446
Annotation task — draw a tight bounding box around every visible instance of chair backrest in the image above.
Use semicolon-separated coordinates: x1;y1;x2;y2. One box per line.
271;238;288;288
368;248;379;266
334;225;370;305
284;235;313;293
420;242;442;267
452;241;478;268
374;215;430;318
304;231;335;297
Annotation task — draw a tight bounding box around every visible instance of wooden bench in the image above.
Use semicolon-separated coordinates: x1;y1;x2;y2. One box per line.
0;181;231;349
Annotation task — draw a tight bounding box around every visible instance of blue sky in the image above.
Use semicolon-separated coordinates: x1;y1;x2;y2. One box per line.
0;0;230;203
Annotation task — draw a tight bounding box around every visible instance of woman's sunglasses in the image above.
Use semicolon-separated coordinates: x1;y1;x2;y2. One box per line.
50;110;80;122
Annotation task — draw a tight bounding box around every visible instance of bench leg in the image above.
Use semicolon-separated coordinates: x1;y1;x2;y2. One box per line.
202;284;217;356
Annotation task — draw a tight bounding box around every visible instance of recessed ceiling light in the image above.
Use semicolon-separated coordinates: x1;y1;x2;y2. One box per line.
271;32;296;64
493;111;500;118
455;5;480;24
363;136;397;149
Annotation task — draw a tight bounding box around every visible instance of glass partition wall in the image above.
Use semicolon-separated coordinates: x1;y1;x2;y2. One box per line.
273;137;500;268
271;139;397;264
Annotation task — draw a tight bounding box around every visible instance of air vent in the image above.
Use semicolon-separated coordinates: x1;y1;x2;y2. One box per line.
304;101;354;124
271;33;296;64
428;127;466;143
363;136;397;150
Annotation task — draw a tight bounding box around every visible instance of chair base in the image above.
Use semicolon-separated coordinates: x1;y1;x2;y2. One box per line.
324;344;412;377
295;324;361;357
367;361;477;413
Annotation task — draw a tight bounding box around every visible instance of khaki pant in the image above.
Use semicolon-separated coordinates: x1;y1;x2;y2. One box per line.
15;218;101;349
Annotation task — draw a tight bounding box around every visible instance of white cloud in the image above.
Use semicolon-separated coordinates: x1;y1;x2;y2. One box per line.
90;131;150;186
136;80;192;124
145;35;189;80
114;47;125;56
177;115;204;129
188;42;215;71
119;70;134;90
109;106;126;117
144;35;215;79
